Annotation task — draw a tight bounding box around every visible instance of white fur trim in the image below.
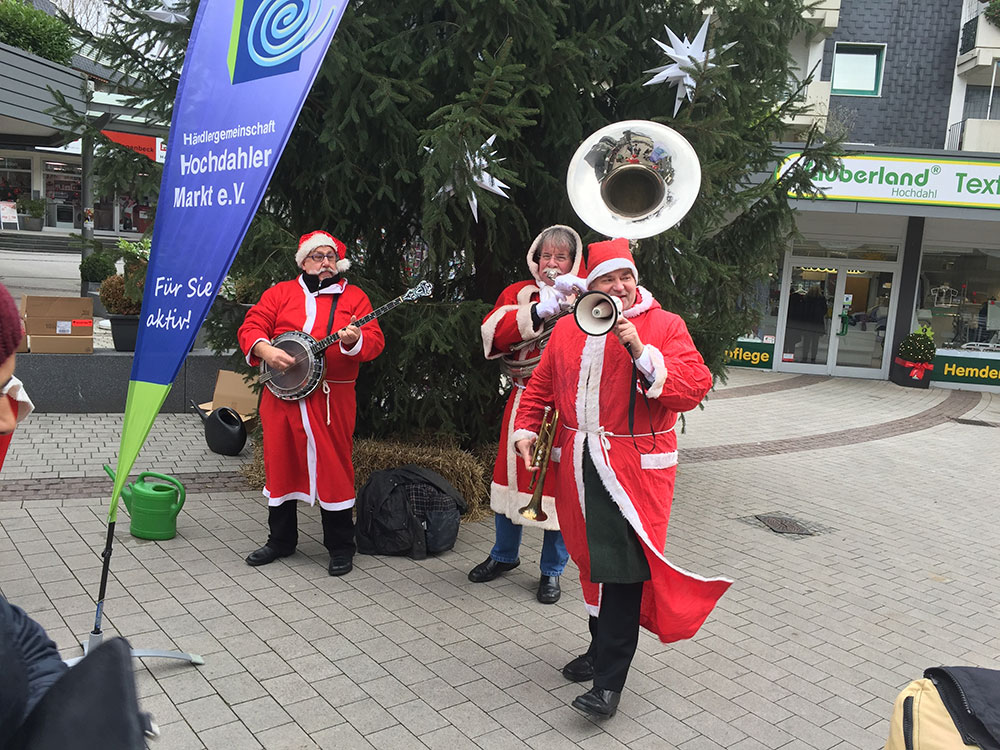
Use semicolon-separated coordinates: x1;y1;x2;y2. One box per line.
246;337;269;366
481;304;515;358
510;428;538;445
264;489;313;506
336;258;351;273
299;399;318;505
643;344;669;399
319;497;355;511
640;451;678;470
339;330;363;356
515;284;542;340
624;286;654;317
586;258;638;288
489;482;560;530
296;232;346;268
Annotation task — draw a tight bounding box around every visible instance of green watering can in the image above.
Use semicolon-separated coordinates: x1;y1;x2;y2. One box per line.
103;465;186;540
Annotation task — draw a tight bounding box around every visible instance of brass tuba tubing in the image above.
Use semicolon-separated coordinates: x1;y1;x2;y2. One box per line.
519;406;558;522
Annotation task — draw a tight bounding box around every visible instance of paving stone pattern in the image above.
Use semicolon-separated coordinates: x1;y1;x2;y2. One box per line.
1;369;999;749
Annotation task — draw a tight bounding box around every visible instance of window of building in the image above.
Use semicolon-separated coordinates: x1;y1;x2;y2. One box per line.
918;246;1000;349
0;156;32;202
831;43;885;97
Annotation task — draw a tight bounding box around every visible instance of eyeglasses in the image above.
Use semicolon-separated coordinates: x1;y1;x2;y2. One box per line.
306;252;339;262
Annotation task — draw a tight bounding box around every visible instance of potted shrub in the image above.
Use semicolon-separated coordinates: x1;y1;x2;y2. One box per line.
99;273;142;351
16;196;45;231
890;326;936;388
79;252;117;317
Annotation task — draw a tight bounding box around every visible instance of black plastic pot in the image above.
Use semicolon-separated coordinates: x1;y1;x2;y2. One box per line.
109;315;140;352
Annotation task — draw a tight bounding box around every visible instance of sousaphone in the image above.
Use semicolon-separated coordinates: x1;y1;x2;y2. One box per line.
566;120;701;240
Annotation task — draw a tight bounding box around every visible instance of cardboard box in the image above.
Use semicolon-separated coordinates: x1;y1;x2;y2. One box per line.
21;296;93;319
28;335;94;354
23;317;94;337
20;296;94;349
199;369;258;423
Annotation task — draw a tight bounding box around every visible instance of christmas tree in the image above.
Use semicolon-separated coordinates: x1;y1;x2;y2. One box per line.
60;0;842;447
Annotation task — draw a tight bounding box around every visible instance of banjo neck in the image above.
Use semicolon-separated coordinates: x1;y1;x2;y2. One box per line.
310;294;406;354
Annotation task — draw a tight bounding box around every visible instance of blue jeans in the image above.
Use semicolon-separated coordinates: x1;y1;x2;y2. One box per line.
490;513;569;576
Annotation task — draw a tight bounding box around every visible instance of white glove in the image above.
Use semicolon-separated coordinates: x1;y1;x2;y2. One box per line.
554;274;587;295
534;293;565;320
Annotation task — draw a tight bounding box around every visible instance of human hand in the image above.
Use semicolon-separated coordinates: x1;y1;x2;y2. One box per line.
338;315;361;347
534;294;565;320
256;343;297;372
514;437;536;471
613;317;642;357
554;274;587;296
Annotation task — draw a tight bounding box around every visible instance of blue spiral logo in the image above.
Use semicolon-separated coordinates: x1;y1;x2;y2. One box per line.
246;0;336;68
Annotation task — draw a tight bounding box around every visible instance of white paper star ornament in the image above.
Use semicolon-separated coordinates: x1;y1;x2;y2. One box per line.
644;16;736;115
427;135;511;222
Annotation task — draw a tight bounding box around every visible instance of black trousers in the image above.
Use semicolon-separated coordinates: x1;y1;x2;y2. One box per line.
587;581;644;693
265;502;355;558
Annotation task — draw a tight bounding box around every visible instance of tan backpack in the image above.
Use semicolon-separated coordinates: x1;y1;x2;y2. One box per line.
884;667;1000;750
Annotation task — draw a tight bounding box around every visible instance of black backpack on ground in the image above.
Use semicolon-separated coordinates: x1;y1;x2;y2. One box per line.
355;464;467;560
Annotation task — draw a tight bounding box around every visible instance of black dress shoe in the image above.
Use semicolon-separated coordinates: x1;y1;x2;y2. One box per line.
328;556;353;576
468;556;519;583
245;546;292;566
562;653;595;682
572;686;621;719
536;575;561;604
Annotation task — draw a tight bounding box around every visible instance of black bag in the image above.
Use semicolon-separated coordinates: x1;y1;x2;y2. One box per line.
356;464;467;560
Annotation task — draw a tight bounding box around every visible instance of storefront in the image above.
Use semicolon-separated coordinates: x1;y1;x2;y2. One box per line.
726;147;1000;392
0;130;164;234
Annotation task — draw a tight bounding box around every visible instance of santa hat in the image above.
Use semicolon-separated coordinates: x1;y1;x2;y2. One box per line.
585;238;637;287
296;230;350;273
0;283;23;364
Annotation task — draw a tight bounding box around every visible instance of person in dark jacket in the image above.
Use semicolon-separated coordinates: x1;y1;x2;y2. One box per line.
0;595;68;746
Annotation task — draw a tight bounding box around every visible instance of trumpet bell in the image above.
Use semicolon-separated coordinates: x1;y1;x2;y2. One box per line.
566;120;701;239
574;291;621;336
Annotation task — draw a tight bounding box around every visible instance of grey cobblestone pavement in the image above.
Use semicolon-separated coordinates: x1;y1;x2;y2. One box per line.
1;369;999;749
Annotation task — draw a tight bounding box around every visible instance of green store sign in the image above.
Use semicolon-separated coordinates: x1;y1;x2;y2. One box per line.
777;152;1000;210
931;353;1000;386
725;341;774;369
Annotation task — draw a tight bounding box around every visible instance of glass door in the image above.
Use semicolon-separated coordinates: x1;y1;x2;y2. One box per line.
832;269;896;375
780;266;836;368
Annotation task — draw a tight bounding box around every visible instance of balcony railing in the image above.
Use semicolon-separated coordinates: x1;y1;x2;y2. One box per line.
945;118;1000;152
957;14;1000;77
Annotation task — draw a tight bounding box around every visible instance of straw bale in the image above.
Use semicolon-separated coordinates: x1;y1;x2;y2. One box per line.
241;438;493;522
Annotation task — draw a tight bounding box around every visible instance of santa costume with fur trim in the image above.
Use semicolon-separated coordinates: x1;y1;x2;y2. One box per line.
480;226;583;529
513;282;731;642
238;232;384;509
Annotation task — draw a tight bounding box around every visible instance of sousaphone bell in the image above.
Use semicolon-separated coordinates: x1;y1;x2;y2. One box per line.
566;120;701;240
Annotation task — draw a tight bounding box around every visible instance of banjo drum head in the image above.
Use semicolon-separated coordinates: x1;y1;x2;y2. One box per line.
267;332;323;399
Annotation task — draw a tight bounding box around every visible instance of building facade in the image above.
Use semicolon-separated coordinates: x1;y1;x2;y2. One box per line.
731;0;1000;392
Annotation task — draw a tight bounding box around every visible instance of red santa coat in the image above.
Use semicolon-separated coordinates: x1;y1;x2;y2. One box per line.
238;276;384;510
513;287;731;642
481;228;583;530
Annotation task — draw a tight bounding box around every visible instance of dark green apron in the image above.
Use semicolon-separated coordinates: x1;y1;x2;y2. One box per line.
582;439;650;584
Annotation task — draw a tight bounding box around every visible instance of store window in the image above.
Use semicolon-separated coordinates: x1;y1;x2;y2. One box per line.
831;43;886;97
43;160;82;228
918;247;1000;349
0;156;32;202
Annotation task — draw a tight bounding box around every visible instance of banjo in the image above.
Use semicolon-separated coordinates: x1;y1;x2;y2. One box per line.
259;280;433;400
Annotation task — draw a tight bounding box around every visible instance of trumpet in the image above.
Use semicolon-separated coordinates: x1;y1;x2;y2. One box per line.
519;406;559;522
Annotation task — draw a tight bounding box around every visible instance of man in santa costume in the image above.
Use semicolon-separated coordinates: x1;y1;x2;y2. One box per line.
513;238;731;718
471;226;584;604
238;230;384;576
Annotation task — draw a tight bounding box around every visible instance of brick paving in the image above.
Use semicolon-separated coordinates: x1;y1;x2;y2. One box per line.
1;369;999;749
